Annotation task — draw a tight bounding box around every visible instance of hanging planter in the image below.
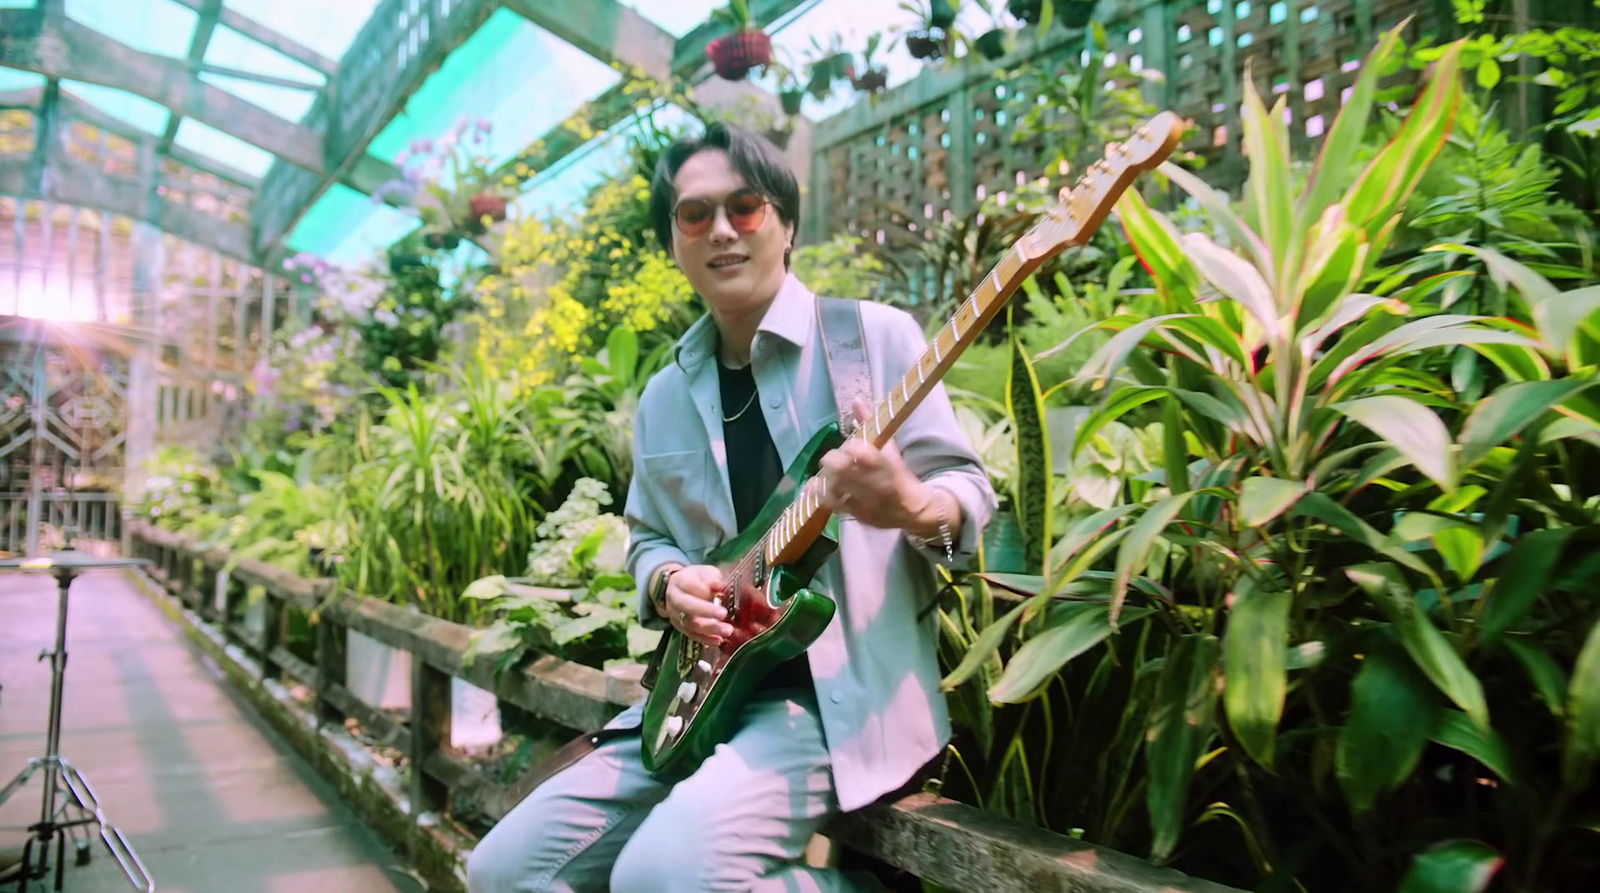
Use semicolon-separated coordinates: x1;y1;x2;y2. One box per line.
763;125;793;150
851;67;889;93
780;88;805;116
805;51;851;99
905;29;947;60
706;0;772;81
468;193;509;225
1007;0;1044;24
423;231;461;250
930;0;958;29
707;31;774;80
975;28;1009;60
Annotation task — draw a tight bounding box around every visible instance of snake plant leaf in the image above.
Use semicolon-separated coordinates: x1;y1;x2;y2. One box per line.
1224;583;1291;769
1395;840;1504;893
1146;633;1221;862
1337;637;1442;813
1565;615;1600;786
1008;333;1051;574
1463;380;1598;468
1332;395;1458;492
1299;24;1406;230
941;599;1029;692
1237;476;1306;529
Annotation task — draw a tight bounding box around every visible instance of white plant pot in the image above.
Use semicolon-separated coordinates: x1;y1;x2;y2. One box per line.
450;678;503;750
345;629;412;711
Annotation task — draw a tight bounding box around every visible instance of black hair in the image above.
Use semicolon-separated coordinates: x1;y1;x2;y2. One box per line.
649;122;801;268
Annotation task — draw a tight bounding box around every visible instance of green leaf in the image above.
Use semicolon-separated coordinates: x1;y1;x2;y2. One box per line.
1181;232;1284;346
1240;71;1296;288
1299;26;1405;229
1163;395;1190;494
1461;380;1596;467
1395;840;1504;893
1146;633;1221;861
1009;332;1051;574
1224;584;1290;769
1482;528;1570;642
1294;493;1436;580
1432;710;1517;783
1115;188;1202;310
1072;386;1168;457
989;604;1121;703
1237;476;1305;528
942;600;1028;691
1565;615;1600;786
1338;640;1442;813
627;623;662;658
552;612;617;645
1347;564;1491;728
1477;57;1501;89
1113;492;1198;622
1433;526;1484;582
1343;40;1465;233
461;575;509;600
1503;637;1567;717
1333;395;1457;492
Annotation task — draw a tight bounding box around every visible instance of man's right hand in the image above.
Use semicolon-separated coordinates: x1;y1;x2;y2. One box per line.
656;564;734;647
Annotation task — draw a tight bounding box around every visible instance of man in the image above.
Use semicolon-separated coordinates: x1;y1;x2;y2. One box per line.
467;123;995;893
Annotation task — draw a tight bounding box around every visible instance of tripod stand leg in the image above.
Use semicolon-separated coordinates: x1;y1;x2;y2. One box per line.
59;761;154;892
0;757;42;808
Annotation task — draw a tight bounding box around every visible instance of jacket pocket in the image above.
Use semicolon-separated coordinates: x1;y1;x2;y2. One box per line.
639;449;721;554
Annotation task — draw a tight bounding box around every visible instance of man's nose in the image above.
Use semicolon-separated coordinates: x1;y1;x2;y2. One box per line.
708;207;738;241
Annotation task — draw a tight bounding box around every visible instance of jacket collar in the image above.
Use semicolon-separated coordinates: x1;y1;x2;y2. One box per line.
673;273;817;371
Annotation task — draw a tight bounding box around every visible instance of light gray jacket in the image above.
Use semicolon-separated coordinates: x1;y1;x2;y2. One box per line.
620;273;997;812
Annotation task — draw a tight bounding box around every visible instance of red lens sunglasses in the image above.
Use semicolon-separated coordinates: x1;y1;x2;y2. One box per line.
673;188;771;238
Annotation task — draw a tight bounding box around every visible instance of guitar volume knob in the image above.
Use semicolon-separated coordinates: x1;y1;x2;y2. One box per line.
695;659;711;675
677;681;698;703
664;715;685;737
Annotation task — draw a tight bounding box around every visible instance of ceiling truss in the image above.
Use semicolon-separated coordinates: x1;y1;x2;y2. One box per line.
0;0;815;267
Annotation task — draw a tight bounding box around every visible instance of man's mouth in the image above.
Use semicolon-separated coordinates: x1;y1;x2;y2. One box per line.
708;255;747;269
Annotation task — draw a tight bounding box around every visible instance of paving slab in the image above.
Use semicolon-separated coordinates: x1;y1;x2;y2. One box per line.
0;569;425;893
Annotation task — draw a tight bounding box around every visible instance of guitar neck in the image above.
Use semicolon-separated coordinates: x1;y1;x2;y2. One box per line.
760;242;1048;568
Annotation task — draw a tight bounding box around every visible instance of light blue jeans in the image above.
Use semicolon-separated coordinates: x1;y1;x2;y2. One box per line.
465;687;884;893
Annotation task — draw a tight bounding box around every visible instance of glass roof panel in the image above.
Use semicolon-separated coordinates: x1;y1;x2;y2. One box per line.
222;0;383;62
173;118;275;177
200;24;325;122
0;0;37;8
60;81;173;135
65;0;198;60
367;9;620;172
0;70;47;95
198;74;316;123
623;0;724;38
285;182;420;268
750;0;941;121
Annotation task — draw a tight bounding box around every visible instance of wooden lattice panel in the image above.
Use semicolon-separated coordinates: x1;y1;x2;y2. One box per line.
810;0;1454;250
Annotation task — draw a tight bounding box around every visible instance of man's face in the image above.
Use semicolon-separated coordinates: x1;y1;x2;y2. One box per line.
669;148;793;317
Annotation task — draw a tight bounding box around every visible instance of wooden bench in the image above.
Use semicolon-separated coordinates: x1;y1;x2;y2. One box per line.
127;522;1241;893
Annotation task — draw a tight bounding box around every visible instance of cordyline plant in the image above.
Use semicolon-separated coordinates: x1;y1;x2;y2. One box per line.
943;24;1600;892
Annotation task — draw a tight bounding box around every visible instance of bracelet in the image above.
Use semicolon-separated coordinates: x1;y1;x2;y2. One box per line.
907;496;955;563
651;565;680;612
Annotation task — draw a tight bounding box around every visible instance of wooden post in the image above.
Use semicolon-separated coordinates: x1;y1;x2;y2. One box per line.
261;591;285;681
409;659;452;817
316;617;348;728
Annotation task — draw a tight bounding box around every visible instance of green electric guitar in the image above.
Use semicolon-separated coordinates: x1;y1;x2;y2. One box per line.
640;111;1184;778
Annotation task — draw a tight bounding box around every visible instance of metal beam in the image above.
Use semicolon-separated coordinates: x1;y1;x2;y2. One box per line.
0;150;253;262
249;0;501;261
170;0;338;78
0;8;398;193
499;0;817;192
501;0;675;82
188;61;323;91
0;86;262;189
159;0;224;158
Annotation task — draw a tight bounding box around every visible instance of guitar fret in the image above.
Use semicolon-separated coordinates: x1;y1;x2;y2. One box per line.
916;357;926;385
932;336;942;364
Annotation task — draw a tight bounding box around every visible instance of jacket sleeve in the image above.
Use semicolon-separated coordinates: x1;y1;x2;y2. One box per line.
624;390;690;630
878;307;998;567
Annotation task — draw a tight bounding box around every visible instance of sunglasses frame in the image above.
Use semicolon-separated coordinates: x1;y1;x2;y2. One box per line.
671;188;772;238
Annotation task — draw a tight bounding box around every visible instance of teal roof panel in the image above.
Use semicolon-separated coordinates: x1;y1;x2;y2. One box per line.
61;80;172;135
222;0;382;62
174;117;275;176
66;0;198;59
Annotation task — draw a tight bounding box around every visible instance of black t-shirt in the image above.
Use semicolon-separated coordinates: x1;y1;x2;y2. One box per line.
718;357;813;694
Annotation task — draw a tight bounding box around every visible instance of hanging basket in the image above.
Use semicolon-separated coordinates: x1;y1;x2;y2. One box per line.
851;67;889;93
930;0;958;29
975;29;1008;60
1008;0;1044;24
1058;0;1099;28
906;29;947;60
780;88;805;116
468;193;509;225
707;30;773;81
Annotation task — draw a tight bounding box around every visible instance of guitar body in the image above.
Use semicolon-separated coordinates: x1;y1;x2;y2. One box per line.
640;423;845;778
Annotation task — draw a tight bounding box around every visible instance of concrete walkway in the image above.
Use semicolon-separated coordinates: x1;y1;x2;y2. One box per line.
0;568;425;893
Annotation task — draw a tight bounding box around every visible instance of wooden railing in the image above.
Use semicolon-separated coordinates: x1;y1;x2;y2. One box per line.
127;521;1241;893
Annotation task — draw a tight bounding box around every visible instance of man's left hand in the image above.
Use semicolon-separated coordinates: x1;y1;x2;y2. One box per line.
816;398;934;531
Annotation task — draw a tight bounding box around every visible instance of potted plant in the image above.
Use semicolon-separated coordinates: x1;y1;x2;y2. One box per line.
706;0;773;81
802;34;852;99
376;117;517;240
969;0;1011;59
900;0;951;60
930;0;958;29
774;63;805;116
849;33;890;93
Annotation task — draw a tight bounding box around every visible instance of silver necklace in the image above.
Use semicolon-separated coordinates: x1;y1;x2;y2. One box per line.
722;389;759;422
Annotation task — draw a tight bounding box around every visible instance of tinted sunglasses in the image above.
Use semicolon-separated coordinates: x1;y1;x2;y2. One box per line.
673;189;771;238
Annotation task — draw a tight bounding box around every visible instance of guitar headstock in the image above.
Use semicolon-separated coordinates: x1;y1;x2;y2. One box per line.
1021;110;1186;260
